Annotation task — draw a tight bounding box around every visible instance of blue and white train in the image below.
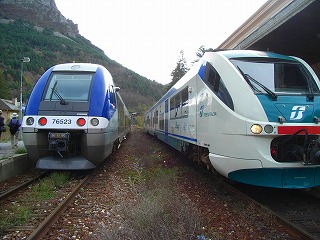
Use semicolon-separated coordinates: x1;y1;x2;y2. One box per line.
144;50;320;188
22;63;131;170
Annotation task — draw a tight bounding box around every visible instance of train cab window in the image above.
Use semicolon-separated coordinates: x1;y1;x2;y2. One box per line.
44;72;93;102
231;58;319;95
275;64;319;94
203;63;234;110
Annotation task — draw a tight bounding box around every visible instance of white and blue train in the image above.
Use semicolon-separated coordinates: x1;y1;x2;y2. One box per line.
22;63;131;170
144;50;320;188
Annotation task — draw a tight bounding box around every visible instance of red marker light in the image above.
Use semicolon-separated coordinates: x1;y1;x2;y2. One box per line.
38;117;47;126
77;118;86;126
270;144;277;160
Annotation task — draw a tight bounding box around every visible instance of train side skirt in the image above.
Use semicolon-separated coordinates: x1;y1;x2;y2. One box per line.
228;167;320;189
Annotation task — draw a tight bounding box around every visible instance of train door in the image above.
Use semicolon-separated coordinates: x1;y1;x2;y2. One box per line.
165;99;169;143
196;62;233;148
196;73;213;147
187;78;197;144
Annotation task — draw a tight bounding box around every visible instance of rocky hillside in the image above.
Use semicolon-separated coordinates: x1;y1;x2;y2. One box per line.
0;0;78;37
0;0;166;114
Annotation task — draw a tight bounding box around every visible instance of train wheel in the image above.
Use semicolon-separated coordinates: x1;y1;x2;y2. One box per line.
187;145;214;171
112;139;121;152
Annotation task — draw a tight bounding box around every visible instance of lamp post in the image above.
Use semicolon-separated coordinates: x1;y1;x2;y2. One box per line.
20;57;30;138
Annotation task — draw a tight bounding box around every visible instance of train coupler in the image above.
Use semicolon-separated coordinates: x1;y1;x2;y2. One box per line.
302;139;320;165
48;132;70;152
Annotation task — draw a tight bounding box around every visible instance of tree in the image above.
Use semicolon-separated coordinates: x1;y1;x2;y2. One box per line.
0;70;10;99
191;45;214;64
168;50;189;89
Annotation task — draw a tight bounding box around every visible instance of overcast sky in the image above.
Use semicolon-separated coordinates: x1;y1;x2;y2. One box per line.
55;0;268;84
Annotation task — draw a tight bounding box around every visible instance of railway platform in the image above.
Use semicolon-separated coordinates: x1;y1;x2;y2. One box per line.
0;141;32;182
0;140;25;157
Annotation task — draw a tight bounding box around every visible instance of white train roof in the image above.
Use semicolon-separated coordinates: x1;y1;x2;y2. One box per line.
52;63;100;72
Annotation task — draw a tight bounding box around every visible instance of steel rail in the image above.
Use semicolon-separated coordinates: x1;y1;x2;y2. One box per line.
26;173;92;240
272;212;317;240
0;171;48;202
229;185;320;240
192;162;319;240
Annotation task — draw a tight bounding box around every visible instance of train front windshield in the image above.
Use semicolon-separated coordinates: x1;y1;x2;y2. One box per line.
230;58;319;96
44;72;93;102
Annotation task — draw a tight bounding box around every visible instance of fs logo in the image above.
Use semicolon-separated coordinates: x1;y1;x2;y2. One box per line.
199;105;204;117
290;106;306;120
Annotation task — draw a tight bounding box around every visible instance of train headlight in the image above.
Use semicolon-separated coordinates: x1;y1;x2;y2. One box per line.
264;125;274;134
77;118;86;126
90;118;99;126
26;117;34;125
38;117;47;126
251;124;262;134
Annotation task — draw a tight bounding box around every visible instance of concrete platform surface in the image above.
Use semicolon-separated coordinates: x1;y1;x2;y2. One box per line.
0;141;33;182
0;140;25;160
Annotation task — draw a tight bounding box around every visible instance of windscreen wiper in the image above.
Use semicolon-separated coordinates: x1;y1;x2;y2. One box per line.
237;66;277;100
237;67;260;93
51;87;68;105
301;67;314;101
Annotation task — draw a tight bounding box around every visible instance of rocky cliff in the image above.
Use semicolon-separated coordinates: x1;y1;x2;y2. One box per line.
0;0;78;37
0;0;166;114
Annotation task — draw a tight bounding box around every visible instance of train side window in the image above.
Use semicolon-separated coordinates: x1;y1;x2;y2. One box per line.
110;86;117;107
181;87;189;116
170;86;189;119
116;93;125;131
174;93;181;118
159;113;164;130
170;97;175;119
146;115;151;127
203;63;234;111
153;110;159;127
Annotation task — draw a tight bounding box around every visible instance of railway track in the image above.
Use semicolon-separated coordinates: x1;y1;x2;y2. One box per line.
0;170;94;240
186;160;320;239
27;174;92;240
0;171;48;202
234;183;320;240
2;127;318;239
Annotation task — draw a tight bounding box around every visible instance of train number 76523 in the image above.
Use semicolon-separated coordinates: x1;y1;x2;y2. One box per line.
52;119;72;124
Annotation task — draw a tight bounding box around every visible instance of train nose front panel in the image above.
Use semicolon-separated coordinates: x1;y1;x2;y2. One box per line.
275;103;315;123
